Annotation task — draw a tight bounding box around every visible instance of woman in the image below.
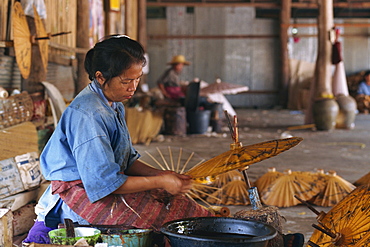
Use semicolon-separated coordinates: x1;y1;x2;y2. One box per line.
24;35;211;244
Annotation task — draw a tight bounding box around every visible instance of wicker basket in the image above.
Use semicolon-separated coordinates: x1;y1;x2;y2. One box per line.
0;92;34;129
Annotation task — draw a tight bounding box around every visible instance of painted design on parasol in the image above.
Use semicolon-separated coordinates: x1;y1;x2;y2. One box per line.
207;176;251;206
260;169;324;208
311;170;356;207
254;167;283;194
301;184;370;246
353;171;370;187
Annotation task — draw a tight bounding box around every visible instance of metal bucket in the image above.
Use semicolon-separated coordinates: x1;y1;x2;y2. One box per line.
101;229;153;247
160;217;277;247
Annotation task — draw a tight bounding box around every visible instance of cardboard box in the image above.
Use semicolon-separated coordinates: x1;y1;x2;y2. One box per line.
0;208;13;247
15;152;44;190
0;157;24;199
0;152;43;199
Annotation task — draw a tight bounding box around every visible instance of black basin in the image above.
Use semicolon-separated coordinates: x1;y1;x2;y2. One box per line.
160;217;277;247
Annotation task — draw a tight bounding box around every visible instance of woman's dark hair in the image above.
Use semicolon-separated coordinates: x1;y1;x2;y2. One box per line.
84;35;146;82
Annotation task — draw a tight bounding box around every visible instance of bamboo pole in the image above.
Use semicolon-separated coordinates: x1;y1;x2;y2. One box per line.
305;0;334;124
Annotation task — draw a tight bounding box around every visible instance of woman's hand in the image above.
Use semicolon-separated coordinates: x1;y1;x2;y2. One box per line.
159;172;192;195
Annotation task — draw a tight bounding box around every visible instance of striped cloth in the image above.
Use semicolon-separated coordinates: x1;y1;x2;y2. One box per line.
51;180;213;230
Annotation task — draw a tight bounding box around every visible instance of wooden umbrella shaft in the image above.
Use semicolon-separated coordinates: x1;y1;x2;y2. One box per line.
35;31;71;40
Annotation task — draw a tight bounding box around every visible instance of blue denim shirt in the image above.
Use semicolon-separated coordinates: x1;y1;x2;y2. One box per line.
37;80;139;224
357;81;370;95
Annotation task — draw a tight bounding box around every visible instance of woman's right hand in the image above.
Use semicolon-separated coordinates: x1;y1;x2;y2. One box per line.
159;173;192;195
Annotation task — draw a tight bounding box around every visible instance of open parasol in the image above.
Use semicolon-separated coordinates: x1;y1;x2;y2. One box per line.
184;134;303;181
211;170;244;188
260;169;324;207
207;177;251;206
254;167;283;194
307;184;370;246
353;171;370;187
200;78;249;96
311;170;355;207
12;2;32;79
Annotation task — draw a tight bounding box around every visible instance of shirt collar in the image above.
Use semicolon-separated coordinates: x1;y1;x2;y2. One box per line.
89;79;117;110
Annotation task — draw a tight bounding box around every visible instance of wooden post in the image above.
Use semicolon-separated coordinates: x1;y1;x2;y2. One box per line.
76;0;90;95
315;0;334;98
125;0;138;40
279;0;291;108
138;0;147;50
305;0;334;124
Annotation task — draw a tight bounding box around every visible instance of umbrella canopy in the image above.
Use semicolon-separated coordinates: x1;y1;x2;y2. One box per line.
353;171;370;187
12;2;31;79
207;177;250;206
308;184;370;246
184;137;303;181
200;78;249;96
255;167;283;194
311;170;356;207
261;169;324;207
33;5;49;73
211;170;244;188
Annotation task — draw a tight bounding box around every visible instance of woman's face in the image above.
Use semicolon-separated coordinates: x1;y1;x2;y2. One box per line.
97;63;143;103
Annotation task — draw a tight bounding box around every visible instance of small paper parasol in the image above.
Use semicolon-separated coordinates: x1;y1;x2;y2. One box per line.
307;184;370;246
311;170;356;207
200;78;249;96
254;167;283;194
12;2;32;79
261;169;323;207
353;171;370;187
33;5;48;72
207;177;251;206
211;170;244;188
184;136;303;180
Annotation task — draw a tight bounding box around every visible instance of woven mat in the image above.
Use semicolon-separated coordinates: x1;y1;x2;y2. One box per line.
0;121;38;160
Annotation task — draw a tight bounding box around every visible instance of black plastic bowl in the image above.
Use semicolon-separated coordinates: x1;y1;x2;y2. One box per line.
160;217;277;247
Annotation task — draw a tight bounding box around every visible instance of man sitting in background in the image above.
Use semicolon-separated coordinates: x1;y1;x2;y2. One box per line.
356;70;370;114
156;55;190;104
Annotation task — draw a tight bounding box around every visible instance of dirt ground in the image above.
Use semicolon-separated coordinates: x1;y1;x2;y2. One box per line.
134;108;370;245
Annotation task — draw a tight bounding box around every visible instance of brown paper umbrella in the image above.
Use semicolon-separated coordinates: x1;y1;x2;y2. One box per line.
200;78;249;96
12;2;31;79
261;169;323;207
308;184;370;247
33;5;48;72
311;170;356;207
353;171;370;187
184;138;303;181
254;167;283;194
207;177;250;206
211;170;244;188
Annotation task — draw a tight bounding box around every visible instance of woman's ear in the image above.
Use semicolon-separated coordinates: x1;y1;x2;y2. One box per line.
95;71;105;86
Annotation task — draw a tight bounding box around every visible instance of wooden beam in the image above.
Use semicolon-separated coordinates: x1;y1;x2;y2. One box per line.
147;2;279;8
148;34;278;39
